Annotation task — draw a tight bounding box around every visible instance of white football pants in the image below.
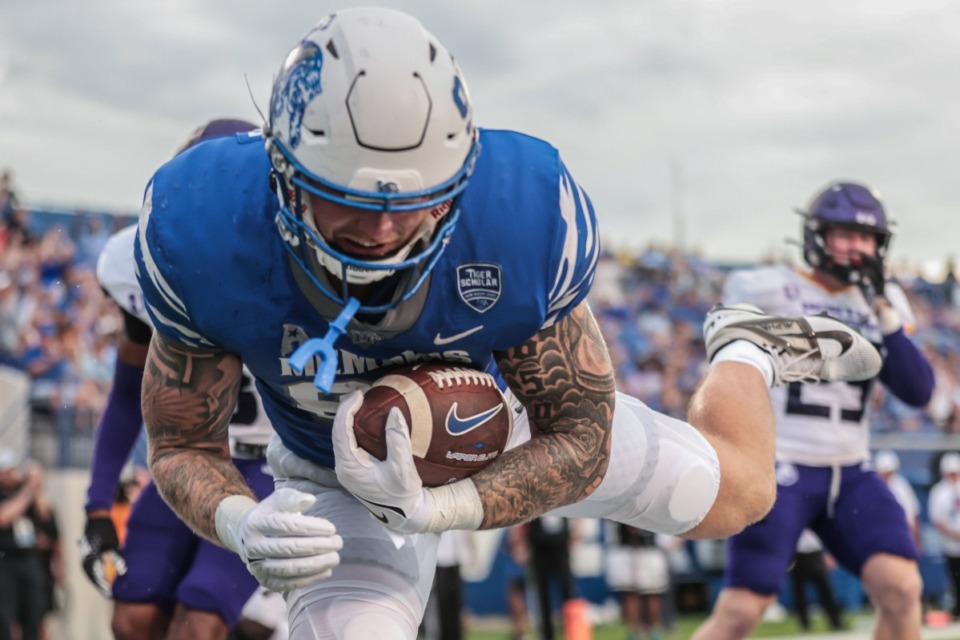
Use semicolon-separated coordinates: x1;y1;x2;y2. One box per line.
266;391;720;639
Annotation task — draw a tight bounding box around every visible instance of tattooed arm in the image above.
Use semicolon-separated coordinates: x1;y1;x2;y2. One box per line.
477;301;616;529
142;332;252;542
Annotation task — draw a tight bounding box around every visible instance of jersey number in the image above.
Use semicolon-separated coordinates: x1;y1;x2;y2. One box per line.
785;379;873;424
286;380;369;421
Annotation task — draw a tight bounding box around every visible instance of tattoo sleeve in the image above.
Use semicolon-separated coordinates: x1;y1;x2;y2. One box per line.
479;301;616;528
142;332;252;542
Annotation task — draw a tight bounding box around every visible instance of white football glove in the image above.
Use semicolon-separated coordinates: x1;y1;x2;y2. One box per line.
215;488;342;592
332;390;433;535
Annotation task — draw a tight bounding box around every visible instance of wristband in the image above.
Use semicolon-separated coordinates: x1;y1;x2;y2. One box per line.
215;495;257;553
877;304;902;336
423;479;484;532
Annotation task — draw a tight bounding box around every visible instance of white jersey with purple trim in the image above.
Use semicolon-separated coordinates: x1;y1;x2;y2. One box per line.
96;224;274;450
722;264;912;466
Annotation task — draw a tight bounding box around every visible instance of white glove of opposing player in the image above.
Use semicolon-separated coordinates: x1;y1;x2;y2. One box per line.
332;390;433;535
215;488;343;592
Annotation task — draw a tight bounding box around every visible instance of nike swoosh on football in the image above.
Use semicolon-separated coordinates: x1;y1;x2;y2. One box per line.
446;402;503;435
433;325;484;345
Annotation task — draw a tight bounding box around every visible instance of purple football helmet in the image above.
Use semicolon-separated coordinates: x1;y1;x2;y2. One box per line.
800;181;893;283
175;118;257;155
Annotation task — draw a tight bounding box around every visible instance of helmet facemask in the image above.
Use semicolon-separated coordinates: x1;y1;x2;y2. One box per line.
272;158;465;312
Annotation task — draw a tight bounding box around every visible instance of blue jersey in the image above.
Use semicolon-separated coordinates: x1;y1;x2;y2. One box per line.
135;128;600;468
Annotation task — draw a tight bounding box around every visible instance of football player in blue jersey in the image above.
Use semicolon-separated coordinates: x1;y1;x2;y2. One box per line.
133;8;882;638
691;182;934;640
80;120;285;640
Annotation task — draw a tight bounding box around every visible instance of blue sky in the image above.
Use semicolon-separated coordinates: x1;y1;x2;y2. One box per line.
2;1;958;277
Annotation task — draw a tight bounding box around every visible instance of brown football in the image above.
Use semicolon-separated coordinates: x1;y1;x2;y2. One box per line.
352;362;513;487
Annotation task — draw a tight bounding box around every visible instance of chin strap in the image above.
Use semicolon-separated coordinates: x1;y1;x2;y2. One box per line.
288;297;361;394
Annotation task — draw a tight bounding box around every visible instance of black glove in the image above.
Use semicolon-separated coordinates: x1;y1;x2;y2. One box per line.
856;252;886;305
79;515;127;597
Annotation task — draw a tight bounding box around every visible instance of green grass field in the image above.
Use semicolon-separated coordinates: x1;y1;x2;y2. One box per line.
462;611;960;639
464;612;814;639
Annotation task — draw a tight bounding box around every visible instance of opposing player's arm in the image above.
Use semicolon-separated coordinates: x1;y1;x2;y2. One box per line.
85;308;151;516
142;332;254;542
481;301;615;528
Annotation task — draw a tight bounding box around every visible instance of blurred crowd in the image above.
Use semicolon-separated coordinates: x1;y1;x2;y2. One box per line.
2;166;960;458
0;169;132;437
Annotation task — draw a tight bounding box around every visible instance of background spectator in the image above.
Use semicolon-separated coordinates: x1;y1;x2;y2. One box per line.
0;449;56;640
512;516;579;640
423;530;475;640
604;522;674;640
875;450;922;546
31;472;63;640
504;526;532;640
927;452;960;619
788;529;845;632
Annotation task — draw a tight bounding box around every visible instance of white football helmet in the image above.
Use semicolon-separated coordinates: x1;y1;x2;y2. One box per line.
266;7;479;311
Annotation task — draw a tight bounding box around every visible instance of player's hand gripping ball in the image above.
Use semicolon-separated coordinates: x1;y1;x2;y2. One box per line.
352;363;513;487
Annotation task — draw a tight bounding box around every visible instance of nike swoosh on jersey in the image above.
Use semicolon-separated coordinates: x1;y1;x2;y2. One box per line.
433;325;484;345
446;403;503;435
